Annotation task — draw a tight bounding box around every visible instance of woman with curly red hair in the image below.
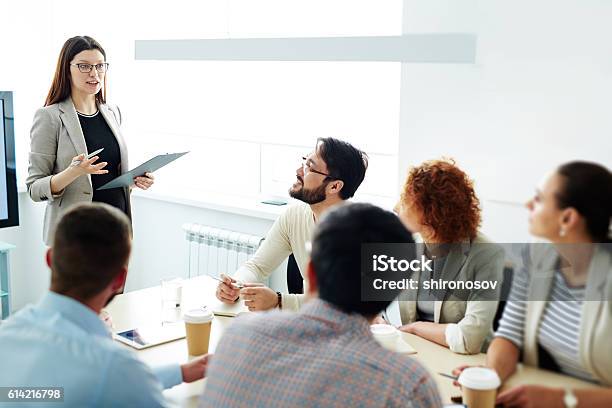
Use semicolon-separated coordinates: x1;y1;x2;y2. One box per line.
393;159;504;354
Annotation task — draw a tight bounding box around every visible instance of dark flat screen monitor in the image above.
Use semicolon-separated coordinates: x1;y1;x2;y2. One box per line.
0;91;19;228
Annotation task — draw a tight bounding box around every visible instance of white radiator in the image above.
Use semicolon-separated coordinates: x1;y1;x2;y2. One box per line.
182;223;263;279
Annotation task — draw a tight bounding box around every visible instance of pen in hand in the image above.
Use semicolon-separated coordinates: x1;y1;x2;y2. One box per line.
211;275;245;289
70;148;104;167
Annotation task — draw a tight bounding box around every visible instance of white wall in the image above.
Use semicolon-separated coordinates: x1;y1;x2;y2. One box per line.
399;0;612;242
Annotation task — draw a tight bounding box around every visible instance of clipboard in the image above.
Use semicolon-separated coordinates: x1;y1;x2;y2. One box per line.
97;151;189;190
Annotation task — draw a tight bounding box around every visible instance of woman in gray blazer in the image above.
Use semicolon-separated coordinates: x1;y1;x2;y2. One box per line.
392;159;504;354
26;36;154;244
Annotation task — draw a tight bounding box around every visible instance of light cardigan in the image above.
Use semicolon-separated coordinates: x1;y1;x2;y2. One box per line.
522;243;612;385
233;202;316;311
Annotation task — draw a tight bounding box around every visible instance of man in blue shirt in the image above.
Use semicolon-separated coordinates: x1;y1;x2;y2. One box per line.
0;203;209;407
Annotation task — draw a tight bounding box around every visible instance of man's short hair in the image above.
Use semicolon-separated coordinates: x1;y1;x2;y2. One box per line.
317;137;368;200
51;203;132;300
310;203;414;317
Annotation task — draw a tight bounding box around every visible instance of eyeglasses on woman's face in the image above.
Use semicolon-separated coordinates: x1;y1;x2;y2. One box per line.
70;62;109;74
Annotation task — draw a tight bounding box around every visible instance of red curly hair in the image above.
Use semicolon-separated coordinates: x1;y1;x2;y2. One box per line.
401;159;481;243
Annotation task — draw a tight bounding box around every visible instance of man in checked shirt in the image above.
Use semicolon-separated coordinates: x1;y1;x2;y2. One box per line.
201;203;442;408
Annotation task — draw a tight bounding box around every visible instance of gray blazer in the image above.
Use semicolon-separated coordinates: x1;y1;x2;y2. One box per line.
398;232;504;354
26;97;131;244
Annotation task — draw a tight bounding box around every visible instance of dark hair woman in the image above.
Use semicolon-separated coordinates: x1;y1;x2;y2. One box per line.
456;161;612;407
25;36;154;245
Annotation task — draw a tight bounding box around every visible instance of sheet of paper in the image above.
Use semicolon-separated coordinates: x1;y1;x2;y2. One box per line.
211;299;250;317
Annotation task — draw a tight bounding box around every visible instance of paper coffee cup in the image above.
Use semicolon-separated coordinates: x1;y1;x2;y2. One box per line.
184;307;214;356
370;324;399;349
458;367;500;408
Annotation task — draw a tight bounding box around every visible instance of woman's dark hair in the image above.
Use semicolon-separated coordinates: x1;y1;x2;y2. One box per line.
45;36;107;106
556;161;612;243
316;137;368;200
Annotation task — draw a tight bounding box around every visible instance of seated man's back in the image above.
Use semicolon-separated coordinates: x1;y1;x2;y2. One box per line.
201;299;441;408
0;292;167;408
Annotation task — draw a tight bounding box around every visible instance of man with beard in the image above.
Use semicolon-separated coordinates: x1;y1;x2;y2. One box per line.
0;203;209;407
215;137;368;311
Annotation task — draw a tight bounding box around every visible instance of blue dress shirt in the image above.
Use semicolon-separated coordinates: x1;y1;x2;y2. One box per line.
0;292;182;407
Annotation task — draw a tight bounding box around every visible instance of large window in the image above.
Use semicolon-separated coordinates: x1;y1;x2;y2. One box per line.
42;0;403;205
128;60;400;202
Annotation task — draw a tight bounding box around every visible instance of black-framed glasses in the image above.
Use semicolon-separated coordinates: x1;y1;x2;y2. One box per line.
301;156;331;177
70;63;109;74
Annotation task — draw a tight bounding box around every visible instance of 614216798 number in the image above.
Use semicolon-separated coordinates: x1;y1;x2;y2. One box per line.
0;387;64;402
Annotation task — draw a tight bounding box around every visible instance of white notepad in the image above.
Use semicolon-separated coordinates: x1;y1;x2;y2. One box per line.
211;299;250;317
392;337;417;354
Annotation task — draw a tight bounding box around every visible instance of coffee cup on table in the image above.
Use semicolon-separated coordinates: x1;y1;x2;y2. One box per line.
370;324;400;349
184;307;214;356
457;367;500;408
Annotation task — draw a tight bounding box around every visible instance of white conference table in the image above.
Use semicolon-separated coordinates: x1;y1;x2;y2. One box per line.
106;275;602;407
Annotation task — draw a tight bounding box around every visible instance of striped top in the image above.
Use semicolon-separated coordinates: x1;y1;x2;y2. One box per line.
495;266;596;382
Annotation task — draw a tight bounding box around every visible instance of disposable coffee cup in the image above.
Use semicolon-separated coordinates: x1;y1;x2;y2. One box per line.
457;367;500;408
370;324;399;349
184;307;214;356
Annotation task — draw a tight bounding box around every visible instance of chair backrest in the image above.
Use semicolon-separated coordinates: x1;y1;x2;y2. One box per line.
493;264;514;331
286;254;303;294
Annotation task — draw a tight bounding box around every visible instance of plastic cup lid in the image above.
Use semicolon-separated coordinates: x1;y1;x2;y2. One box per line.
458;367;501;390
183;307;214;323
370;324;398;337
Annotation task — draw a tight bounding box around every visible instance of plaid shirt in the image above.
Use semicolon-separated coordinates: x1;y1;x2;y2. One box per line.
201;299;442;408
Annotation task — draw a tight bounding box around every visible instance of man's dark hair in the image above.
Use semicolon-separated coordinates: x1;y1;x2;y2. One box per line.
310;203;414;317
51;203;132;301
317;137;368;200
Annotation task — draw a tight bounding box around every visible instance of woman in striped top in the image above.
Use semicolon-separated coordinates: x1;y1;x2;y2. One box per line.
454;161;612;407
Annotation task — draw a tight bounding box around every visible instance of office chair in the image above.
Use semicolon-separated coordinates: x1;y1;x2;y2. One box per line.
286;254;303;294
